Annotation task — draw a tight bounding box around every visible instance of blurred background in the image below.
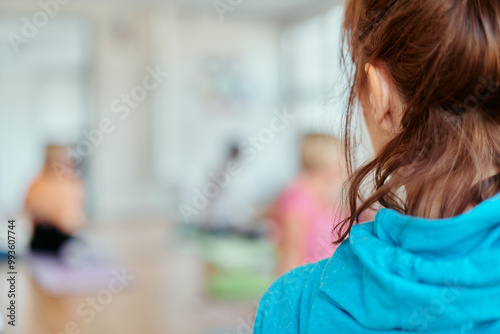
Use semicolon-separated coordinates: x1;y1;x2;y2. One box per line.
0;0;371;333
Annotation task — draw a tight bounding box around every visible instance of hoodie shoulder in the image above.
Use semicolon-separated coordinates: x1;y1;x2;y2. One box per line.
253;259;328;334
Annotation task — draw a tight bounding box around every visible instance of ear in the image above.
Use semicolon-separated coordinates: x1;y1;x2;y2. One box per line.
365;64;397;134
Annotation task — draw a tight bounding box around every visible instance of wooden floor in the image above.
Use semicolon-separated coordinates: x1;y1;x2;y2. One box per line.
0;221;258;334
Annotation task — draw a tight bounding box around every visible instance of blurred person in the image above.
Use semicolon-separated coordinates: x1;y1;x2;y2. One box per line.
271;134;346;276
201;143;256;234
255;0;500;333
25;145;85;255
24;146;117;295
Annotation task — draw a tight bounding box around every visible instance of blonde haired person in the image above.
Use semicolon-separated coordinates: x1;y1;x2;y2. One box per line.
271;134;347;276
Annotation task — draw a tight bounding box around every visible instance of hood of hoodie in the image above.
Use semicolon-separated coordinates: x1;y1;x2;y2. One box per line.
318;193;500;332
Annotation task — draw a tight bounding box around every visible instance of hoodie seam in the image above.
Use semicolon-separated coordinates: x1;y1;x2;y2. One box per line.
380;209;403;247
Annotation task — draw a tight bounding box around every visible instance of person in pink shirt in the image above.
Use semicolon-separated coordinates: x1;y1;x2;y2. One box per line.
271;134;347;276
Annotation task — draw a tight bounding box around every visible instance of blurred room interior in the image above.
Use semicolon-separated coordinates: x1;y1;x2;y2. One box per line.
0;0;372;333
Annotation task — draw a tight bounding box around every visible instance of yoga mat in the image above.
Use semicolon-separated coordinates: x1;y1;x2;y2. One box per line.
29;253;121;296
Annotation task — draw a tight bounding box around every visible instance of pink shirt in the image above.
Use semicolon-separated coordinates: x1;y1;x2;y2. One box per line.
272;180;345;265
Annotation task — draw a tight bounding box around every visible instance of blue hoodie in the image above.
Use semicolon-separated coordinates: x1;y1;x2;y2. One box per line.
254;193;500;333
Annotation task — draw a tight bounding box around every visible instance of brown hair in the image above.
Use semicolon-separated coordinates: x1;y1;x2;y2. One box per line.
337;0;500;242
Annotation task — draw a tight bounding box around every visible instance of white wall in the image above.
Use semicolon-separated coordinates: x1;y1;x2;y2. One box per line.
0;2;297;222
151;14;298;217
0;15;92;215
